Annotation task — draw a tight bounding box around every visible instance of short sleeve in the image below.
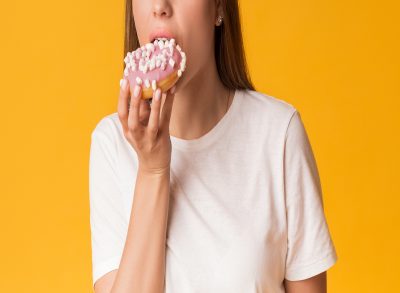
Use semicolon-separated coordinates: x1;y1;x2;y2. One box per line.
283;110;338;281
89;119;128;287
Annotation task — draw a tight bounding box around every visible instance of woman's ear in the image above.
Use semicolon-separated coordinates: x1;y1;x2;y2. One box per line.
215;0;224;26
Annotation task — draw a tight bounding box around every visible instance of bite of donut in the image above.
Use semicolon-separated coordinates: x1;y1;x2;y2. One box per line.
122;38;186;99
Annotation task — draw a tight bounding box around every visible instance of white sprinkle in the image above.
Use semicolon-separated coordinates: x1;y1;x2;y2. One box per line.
169;58;175;68
119;79;124;87
146;43;155;51
144;79;150;88
127;62;131;69
161;62;167;71
154;39;159;46
135;51;140;59
136;77;142;85
159;40;164;50
124;70;129;77
176;45;181;51
151;80;157;91
143;64;148;73
156;59;161;67
177;69;182;77
170;39;175;46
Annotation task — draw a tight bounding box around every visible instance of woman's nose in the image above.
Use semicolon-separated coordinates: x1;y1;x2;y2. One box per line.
152;0;172;18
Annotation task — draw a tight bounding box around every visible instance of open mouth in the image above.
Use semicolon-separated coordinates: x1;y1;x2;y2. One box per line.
151;37;174;43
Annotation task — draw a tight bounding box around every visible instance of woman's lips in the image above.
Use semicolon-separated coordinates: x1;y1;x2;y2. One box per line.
148;29;177;44
151;37;171;43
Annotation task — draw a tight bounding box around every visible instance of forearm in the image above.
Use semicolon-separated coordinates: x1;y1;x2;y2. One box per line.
111;167;170;293
284;272;327;293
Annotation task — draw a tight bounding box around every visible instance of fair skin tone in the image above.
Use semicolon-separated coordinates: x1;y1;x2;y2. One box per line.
94;0;329;292
133;0;233;142
284;272;327;292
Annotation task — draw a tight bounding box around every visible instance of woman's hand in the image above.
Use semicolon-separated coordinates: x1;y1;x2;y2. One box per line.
118;79;176;175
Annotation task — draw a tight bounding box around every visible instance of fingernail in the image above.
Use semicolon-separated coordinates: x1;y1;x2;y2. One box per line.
155;88;161;101
133;84;141;97
120;78;127;90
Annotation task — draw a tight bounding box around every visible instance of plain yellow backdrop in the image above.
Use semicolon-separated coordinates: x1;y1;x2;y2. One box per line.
1;0;399;292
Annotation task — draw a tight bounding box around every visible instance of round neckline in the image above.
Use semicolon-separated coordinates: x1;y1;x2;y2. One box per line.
170;89;242;152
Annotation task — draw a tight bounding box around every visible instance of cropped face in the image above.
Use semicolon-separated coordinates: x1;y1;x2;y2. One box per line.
132;0;220;89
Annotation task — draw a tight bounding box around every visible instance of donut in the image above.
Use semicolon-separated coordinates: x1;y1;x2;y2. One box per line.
120;38;186;100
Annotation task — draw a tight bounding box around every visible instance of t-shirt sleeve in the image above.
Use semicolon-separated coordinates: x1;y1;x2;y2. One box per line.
89;119;128;287
283;110;338;281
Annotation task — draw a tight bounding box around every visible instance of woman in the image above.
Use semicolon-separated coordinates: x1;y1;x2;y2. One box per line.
89;0;338;292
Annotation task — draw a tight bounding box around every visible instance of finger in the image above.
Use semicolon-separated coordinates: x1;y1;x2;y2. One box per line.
128;84;142;130
139;98;151;125
160;87;176;132
147;88;162;137
117;78;130;134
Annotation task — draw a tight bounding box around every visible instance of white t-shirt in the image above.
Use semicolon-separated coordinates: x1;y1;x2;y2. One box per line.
89;89;338;292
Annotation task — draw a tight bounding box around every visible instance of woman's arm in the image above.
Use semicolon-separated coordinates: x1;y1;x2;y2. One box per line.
284;271;327;293
94;167;171;293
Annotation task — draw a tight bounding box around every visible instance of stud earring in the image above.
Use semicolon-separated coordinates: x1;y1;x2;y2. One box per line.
216;15;223;26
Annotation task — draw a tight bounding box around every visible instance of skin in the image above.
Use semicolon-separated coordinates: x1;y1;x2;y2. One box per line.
133;0;233;142
284;272;327;293
94;0;329;292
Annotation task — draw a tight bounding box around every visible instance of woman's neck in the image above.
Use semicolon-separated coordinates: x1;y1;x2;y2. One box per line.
168;59;231;140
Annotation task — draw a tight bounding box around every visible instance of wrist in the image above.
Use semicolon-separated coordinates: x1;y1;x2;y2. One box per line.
138;165;170;177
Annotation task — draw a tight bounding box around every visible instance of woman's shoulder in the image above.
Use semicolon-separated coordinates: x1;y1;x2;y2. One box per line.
91;112;124;144
239;89;298;125
241;89;296;112
91;90;299;140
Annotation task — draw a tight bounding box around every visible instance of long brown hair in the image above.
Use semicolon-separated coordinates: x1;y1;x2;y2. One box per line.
123;0;255;91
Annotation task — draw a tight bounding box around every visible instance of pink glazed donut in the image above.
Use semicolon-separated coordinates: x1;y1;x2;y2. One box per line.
121;38;186;100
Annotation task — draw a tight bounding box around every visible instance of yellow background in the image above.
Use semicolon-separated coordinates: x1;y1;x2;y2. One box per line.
1;0;399;291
